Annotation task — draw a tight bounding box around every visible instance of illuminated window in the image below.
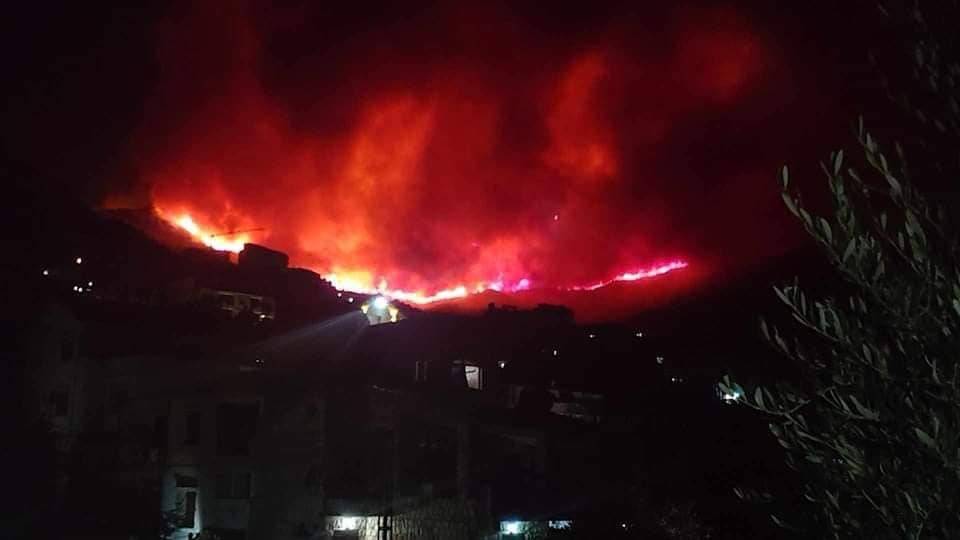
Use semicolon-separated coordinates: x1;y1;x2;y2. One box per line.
549;520;573;529
465;365;482;390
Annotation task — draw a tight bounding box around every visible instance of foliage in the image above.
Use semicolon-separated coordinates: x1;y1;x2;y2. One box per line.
719;1;960;537
876;0;960;143
720;119;960;538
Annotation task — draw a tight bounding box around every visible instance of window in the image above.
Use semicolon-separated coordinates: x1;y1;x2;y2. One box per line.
184;411;201;445
216;471;252;499
465;365;482;390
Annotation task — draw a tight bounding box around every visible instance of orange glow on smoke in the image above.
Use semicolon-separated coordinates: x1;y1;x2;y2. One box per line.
128;3;772;310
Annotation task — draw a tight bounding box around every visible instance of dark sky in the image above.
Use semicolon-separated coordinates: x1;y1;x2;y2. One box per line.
0;1;898;314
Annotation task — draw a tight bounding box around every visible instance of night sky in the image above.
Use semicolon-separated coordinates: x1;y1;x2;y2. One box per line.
1;1;895;317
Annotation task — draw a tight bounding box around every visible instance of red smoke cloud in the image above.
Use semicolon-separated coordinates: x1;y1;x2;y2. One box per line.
126;2;785;310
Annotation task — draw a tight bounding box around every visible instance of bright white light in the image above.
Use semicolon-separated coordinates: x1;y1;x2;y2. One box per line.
87;281;93;287
75;257;82;265
656;356;664;365
588;333;596;339
498;360;507;369
553;213;559;221
722;391;741;403
549;520;572;529
552;349;558;356
337;292;342;298
42;269;49;276
347;297;354;303
635;331;643;338
503;521;523;535
373;296;389;310
335;516;360;531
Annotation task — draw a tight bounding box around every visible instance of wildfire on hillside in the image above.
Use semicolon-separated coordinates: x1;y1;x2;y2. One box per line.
117;2;786;311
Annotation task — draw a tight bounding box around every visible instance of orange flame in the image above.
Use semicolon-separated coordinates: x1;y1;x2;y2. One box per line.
162;210;252;253
165;210;687;304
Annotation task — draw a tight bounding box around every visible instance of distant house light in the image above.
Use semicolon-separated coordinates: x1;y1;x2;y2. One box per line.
465;365;483;390
498;360;507;369
721;390;741;403
87;281;93;287
502;521;524;535
635;331;643;338
335;516;360;531
552;349;558;357
75;257;82;265
337;292;342;298
656;355;664;365
347;297;354;303
42;269;49;276
588;333;596;339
